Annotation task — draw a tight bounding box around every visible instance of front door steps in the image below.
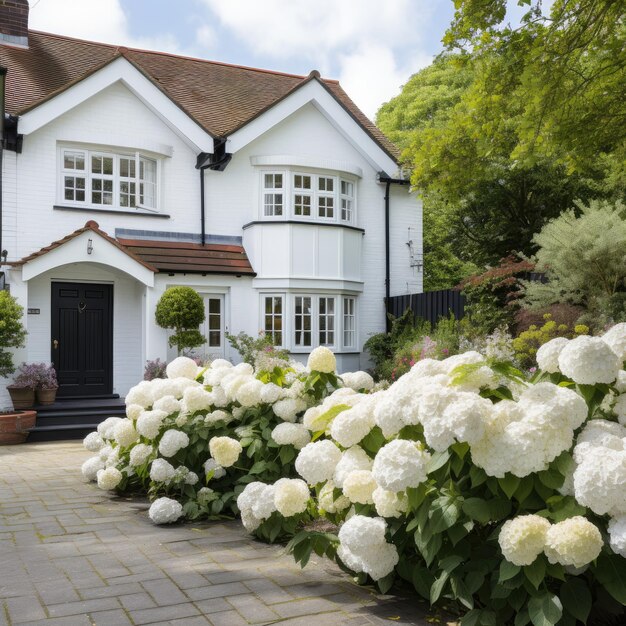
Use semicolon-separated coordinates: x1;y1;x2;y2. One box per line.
27;395;126;442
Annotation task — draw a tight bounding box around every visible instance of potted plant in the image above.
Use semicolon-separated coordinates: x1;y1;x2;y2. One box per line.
7;363;38;409
36;364;58;405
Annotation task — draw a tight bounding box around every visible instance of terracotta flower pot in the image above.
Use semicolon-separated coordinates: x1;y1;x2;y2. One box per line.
7;387;35;410
0;410;37;445
36;387;58;405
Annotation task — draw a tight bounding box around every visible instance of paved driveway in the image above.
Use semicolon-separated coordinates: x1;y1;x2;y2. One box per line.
0;442;445;625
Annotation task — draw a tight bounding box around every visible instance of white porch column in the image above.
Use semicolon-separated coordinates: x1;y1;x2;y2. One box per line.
144;280;168;362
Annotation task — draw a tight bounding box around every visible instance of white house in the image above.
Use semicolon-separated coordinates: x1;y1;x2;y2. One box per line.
0;0;422;406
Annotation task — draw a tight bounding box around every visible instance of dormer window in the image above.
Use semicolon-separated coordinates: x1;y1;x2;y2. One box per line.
59;147;159;212
258;168;357;224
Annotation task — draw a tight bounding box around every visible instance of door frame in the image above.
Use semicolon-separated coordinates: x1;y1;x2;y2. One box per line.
51;280;114;397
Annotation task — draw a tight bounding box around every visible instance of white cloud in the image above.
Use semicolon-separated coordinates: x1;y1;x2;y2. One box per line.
200;0;436;117
339;46;432;119
28;0;181;53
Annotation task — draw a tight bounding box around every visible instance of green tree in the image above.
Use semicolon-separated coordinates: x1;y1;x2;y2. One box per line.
523;199;626;326
155;287;205;355
0;290;26;378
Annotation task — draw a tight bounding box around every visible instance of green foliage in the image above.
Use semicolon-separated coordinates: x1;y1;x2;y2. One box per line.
459;256;535;335
0;290;26;378
226;331;290;366
512;314;588;369
522;200;626;325
155;287;205;355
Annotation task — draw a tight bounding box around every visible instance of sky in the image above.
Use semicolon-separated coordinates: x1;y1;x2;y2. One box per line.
26;0;457;120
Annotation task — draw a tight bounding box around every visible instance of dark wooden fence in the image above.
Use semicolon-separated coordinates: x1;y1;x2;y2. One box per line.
388;289;466;326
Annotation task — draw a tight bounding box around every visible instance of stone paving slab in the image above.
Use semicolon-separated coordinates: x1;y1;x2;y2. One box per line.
0;442;450;625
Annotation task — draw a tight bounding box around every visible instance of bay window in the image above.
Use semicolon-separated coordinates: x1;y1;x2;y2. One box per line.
60;147;159;211
259;169;356;224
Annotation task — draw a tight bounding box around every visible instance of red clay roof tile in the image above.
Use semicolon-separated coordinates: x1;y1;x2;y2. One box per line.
0;30;399;161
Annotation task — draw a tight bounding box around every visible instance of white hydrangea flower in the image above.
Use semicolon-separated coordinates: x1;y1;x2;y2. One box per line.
97;417;124;440
615;371;626;394
273;397;307;422
203;458;226;479
342;470;377;504
126;404;144;421
341;371;374;392
181;386;214;414
233;362;254;376
166;357;199;380
151;378;183;401
372;440;430;492
318;480;350;513
209;436;242;468
98;444;113;461
521;382;588;430
498;515;551;566
150;458;176;483
285;379;306;400
96;467;122;491
271;423;311;450
260;382;283;404
372;487;408;518
129;443;153;467
333;446;373;488
104;447;119;468
558;335;621;384
113;420;139;448
603;323;626;362
185;471;199;485
330;394;378;448
544;517;603;568
83;432;104;452
572;423;626;516
307;346;336;373
608;516;626;557
274;478;310;516
125;381;155;408
204;365;233;387
148;497;183;524
237;481;276;529
210;358;233;370
158;429;190;457
337;515;399;581
136;409;168;440
295;440;342;485
536;337;569;374
153;395;181;415
236;379;265;407
81;456;105;481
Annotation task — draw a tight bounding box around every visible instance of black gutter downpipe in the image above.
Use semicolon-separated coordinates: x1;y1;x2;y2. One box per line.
196;138;232;247
0;67;6;276
378;173;410;333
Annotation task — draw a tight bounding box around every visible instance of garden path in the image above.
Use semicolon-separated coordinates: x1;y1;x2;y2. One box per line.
0;442;446;626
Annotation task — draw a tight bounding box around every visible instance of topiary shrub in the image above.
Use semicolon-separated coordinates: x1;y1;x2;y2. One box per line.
155;287;205;355
0;291;26;378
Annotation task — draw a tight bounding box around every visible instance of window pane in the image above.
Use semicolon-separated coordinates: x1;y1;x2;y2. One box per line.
264;295;283;346
209;299;220;314
275;173;283;188
294;174;311;189
295;296;312;346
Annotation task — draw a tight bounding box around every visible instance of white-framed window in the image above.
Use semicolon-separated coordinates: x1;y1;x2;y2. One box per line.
293;174;312;217
263;295;284;346
59;147;159;211
294;296;313;347
263;172;284;217
259;169;356;224
340;180;354;222
343;297;356;349
318;296;335;346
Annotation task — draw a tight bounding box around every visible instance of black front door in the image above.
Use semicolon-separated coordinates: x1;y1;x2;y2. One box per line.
51;282;113;397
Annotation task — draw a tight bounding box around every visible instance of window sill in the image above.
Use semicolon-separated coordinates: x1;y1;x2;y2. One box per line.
242;220;364;233
54;205;170;219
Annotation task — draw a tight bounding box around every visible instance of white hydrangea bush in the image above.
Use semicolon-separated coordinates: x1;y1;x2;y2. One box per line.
81;352;350;526
236;327;626;623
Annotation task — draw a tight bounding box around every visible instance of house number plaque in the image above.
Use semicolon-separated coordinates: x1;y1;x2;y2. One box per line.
27;308;40;314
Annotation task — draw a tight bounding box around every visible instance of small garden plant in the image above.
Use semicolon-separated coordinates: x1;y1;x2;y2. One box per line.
155;287;206;355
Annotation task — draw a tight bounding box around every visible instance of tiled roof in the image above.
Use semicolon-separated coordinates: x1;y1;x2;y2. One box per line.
0;30;400;160
117;238;256;276
11;220;158;272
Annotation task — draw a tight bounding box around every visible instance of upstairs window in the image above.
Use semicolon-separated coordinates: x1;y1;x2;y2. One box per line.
260;170;357;224
60;147;158;211
263;173;284;216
